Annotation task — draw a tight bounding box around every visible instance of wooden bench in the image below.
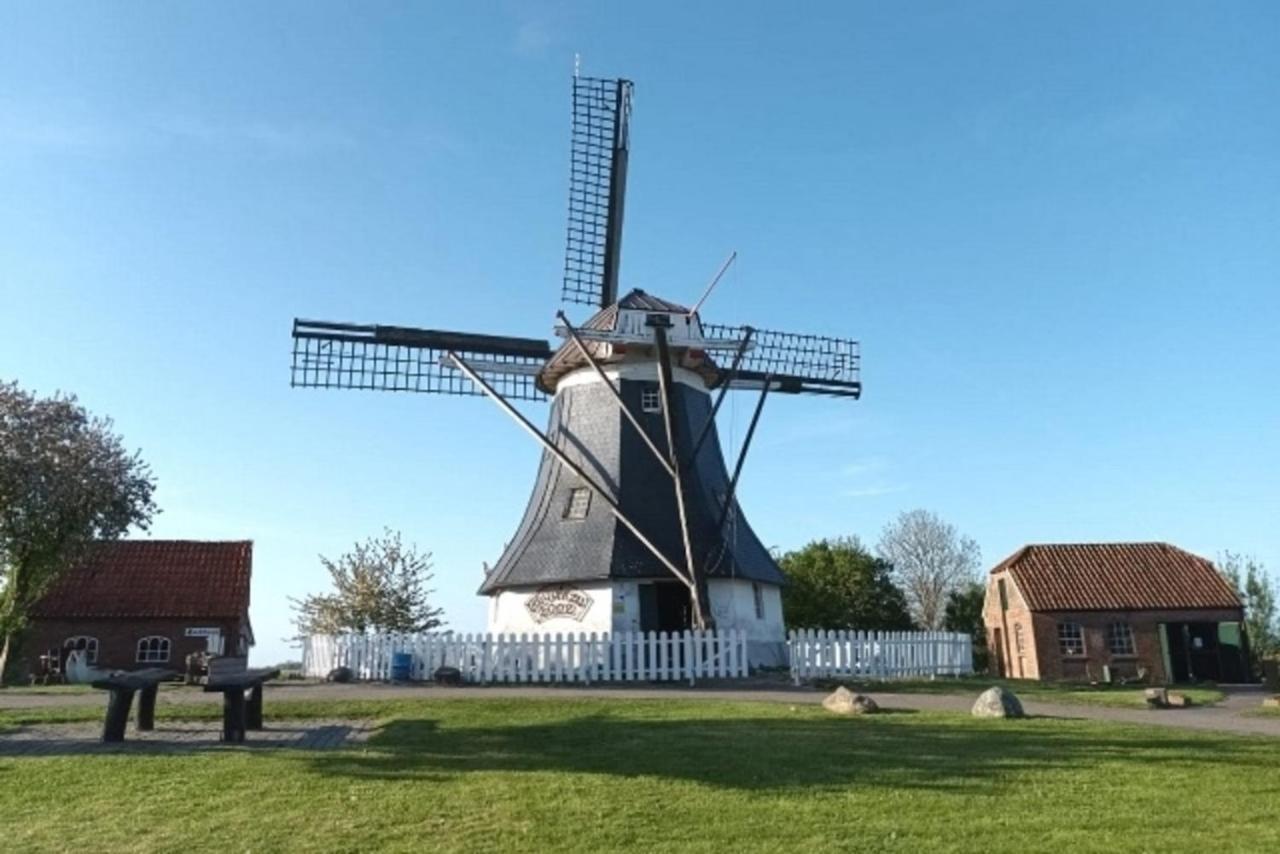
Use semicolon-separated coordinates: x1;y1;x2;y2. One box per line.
202;657;280;743
90;668;178;743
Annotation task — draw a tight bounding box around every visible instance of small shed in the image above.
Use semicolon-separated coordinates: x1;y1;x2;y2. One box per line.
983;543;1248;683
25;540;255;676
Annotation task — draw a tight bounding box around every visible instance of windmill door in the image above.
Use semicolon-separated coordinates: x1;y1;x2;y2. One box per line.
638;582;692;633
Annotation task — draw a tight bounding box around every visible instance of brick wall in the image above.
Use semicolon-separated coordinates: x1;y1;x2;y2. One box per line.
983;570;1041;679
1028;608;1242;683
21;617;245;676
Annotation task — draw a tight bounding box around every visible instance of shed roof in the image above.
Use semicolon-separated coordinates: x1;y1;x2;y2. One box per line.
993;542;1241;612
32;540;253;620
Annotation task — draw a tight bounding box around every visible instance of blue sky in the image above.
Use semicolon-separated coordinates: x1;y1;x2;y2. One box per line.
2;3;1277;665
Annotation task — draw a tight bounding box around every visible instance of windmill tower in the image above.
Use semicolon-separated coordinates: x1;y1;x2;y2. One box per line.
290;74;860;666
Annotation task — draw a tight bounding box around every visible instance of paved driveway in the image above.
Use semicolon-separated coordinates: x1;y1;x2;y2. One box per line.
3;681;1277;737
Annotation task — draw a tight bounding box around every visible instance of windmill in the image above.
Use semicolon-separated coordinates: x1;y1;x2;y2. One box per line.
290;73;860;666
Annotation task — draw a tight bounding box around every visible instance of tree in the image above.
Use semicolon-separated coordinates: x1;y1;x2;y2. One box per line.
943;581;990;672
291;530;445;636
0;381;157;680
1218;551;1277;675
877;509;981;630
780;537;914;631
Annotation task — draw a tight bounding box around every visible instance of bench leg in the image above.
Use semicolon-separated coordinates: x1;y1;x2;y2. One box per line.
137;684;159;731
222;689;247;743
103;689;136;743
246;683;264;731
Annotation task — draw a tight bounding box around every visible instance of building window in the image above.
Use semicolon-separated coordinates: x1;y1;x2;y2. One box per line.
1108;622;1136;656
1057;622;1086;657
1013;624;1025;654
64;636;99;665
753;583;765;620
641;386;661;413
136;636;171;664
564;487;591;520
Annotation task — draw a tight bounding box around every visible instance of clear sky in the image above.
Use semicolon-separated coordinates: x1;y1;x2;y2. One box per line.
2;3;1277;665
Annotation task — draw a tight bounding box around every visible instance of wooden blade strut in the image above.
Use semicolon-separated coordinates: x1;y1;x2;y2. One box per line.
652;324;712;630
556;311;675;478
446;351;695;591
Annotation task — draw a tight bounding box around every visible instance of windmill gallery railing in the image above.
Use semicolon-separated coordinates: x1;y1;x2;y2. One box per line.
301;630;750;685
787;629;974;683
300;629;974;685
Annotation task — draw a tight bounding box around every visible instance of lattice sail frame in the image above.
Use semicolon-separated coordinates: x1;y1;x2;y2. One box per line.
291;320;549;402
562;76;633;308
703;324;862;398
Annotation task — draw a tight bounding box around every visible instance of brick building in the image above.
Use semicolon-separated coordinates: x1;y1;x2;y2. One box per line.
983;543;1248;684
24;540;254;677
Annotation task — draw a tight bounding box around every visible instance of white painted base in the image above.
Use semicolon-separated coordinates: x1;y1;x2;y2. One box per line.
485;578;785;668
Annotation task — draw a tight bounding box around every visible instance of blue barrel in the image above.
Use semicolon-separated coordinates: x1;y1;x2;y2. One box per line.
390;652;413;682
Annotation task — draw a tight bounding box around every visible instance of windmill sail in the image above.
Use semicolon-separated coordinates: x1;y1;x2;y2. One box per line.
291;319;551;401
702;324;862;398
562;76;633;309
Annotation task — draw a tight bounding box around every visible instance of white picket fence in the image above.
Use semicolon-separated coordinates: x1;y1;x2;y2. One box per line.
788;629;973;683
301;629;749;684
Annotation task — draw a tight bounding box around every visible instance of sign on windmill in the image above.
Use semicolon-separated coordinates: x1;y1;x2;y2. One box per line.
289;71;861;668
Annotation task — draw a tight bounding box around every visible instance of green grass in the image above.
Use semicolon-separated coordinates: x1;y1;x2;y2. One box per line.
826;676;1226;708
3;697;1280;853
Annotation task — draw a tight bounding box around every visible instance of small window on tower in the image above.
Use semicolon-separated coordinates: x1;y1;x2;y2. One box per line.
564;488;591;520
753;583;765;620
641;386;661;413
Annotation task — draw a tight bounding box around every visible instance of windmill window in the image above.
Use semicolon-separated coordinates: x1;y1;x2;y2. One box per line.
1057;622;1086;657
64;636;99;665
752;583;765;620
136;636;171;664
641;387;662;413
1108;622;1136;656
564;488;591;520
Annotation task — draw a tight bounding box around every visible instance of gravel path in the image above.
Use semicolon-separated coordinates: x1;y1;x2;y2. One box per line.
3;681;1277;737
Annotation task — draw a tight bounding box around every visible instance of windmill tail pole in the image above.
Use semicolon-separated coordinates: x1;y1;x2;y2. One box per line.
445;351;697;593
688;250;737;318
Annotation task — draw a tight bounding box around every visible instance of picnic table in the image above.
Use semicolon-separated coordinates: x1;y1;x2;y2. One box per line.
202;657;281;743
91;668;179;742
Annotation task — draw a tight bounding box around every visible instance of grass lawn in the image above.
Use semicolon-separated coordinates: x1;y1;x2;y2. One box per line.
3;698;1280;853
827;677;1226;708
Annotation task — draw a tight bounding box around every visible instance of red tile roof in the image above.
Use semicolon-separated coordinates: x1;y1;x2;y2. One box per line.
992;543;1241;612
33;540;252;619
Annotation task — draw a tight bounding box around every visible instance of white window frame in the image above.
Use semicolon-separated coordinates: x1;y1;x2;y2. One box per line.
752;583;765;620
1057;622;1086;657
136;635;171;664
641;387;662;413
564;487;591;520
1107;622;1136;656
64;635;99;665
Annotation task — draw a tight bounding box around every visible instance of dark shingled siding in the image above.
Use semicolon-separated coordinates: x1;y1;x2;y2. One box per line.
480;377;784;593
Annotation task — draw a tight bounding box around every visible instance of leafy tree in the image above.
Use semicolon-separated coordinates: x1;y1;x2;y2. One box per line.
0;381;157;680
943;581;990;672
1218;551;1277;675
291;530;445;636
877;509;981;630
780;537;914;631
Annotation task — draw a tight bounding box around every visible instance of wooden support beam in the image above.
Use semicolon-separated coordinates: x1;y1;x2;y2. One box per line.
652;324;712;631
691;327;754;461
447;351;695;590
717;378;771;533
557;311;674;477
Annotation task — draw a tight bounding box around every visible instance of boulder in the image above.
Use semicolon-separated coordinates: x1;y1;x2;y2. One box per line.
1261;696;1280;709
822;686;879;715
326;666;354;684
433;665;464;686
971;686;1025;718
1144;687;1169;708
1166;691;1191;708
